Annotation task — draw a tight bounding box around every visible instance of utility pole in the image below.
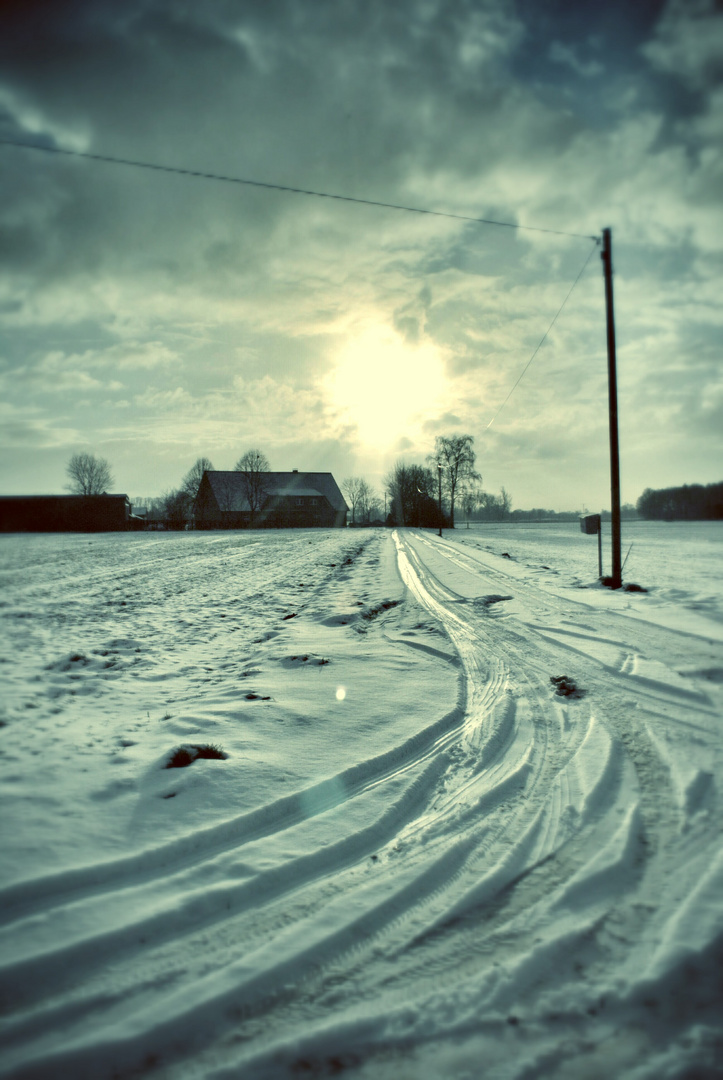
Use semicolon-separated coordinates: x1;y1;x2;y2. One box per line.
601;227;622;589
437;462;443;537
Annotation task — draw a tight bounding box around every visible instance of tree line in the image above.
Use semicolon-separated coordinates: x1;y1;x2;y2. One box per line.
340;477;384;525
64;436;516;530
65;436;513;529
341;436;481;529
66;450;723;530
66;449;299;529
382;435;513;528
636;482;723;521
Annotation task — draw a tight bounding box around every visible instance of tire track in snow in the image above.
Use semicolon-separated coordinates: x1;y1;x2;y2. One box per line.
0;686;465;926
0;530;532;1077
200;531;634;1071
0;532;473;1075
223;531;720;1080
181;531;638;1075
207;527;644;1067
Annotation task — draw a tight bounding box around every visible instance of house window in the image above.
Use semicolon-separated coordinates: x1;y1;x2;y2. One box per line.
296;498;303;505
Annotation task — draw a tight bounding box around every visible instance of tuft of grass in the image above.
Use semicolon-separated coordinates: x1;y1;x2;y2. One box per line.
194;743;227;761
165;743;228;769
166;747;194;769
361;600;399;621
550;675;586;699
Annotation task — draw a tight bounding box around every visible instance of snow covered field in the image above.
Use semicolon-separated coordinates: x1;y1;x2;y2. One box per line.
462;520;723;628
0;525;722;1079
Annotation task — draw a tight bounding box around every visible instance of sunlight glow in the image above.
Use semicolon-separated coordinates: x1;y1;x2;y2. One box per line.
335;686;346;701
330;324;446;445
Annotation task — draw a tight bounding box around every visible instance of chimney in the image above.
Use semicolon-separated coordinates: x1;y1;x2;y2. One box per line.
292;469;298;473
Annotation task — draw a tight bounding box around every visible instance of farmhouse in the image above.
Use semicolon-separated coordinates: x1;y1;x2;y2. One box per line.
0;494;132;532
195;470;348;529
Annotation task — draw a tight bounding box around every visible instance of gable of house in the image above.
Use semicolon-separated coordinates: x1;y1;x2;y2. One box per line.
195;471;347;528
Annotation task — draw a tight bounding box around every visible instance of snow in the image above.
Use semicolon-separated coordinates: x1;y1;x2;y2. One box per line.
0;524;721;1079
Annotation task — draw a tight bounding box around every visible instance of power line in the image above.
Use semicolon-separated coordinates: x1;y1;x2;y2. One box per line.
484;239;600;431
0;138;598;241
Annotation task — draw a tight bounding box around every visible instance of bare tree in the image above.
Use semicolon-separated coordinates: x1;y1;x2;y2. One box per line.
429;435;480;528
180;457;214;501
357;480;375;523
477;488;513;522
342;476;372;524
367;493;384;523
65;453;114;495
384;463;407;525
460;482;484;528
385;461;437;527
161;489;190;530
234;449;270;526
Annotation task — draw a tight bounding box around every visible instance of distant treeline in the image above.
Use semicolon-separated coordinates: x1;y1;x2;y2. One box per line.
475;505;639;524
508;509;579;523
636;482;723;521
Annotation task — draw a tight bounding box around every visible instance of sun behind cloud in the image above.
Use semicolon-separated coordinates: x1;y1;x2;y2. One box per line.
329;324;447;447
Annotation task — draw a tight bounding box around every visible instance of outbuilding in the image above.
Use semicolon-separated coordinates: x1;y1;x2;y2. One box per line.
0;495;131;532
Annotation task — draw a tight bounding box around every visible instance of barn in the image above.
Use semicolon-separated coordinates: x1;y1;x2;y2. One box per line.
0;495;132;532
194;471;348;529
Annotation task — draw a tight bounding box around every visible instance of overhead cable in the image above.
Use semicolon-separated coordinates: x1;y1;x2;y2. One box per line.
484;239;600;431
0;138;599;241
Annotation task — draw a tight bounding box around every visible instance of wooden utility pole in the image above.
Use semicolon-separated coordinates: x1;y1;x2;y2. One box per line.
601;228;622;588
437;462;443;537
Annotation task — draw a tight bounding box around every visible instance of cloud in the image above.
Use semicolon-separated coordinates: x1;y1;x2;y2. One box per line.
133;386;192;411
642;0;723;92
0;406;82;450
548;41;604;79
0;0;720;507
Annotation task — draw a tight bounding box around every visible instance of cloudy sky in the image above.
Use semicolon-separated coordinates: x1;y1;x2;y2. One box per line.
1;0;721;511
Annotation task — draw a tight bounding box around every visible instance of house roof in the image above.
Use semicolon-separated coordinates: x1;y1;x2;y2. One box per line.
274;487;323;498
202;471;348;513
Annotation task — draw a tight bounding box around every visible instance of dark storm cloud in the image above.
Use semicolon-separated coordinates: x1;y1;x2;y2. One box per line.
0;0;711;287
1;0;718;207
0;0;532;208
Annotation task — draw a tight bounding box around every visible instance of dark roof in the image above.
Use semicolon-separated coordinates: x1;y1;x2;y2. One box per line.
0;494;131;533
0;494;129;500
203;472;348;513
